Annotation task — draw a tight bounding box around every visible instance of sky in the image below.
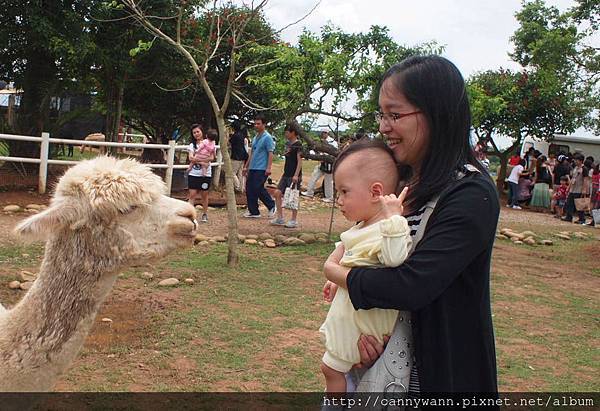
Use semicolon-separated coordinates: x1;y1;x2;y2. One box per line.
258;0;597;139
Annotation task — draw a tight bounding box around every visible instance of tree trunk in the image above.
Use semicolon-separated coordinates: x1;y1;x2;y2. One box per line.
215;115;239;267
496;153;509;193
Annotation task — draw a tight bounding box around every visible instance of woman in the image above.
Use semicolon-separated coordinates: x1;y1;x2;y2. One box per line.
562;153;589;224
588;163;600;227
270;123;303;228
323;55;499;393
530;155;553;209
187;124;216;223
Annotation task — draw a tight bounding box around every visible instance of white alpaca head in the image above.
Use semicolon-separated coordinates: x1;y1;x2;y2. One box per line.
14;156;197;269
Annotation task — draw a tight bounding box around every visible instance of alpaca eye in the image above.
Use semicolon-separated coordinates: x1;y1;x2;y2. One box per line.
120;205;138;215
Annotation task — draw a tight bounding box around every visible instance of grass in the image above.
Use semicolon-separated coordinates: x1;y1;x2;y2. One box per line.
2;221;597;392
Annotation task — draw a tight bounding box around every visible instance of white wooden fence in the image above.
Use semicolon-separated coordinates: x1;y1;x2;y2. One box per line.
0;132;223;194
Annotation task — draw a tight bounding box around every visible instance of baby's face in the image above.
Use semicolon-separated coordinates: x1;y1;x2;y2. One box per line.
334;162;372;222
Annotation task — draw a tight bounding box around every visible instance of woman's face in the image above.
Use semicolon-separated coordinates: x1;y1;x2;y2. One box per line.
284;130;296;141
192;127;203;141
378;78;430;172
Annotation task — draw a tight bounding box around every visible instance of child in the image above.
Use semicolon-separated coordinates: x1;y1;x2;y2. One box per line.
188;131;216;174
319;139;412;393
552;175;569;218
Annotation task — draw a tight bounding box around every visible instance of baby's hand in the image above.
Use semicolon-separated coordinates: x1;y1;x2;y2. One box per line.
323;280;338;303
379;187;408;218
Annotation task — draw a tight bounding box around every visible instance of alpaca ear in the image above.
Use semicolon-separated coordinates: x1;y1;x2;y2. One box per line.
13;203;78;241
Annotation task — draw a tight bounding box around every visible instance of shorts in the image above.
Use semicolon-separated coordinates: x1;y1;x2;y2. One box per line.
277;176;301;192
188;175;211;191
556;199;566;208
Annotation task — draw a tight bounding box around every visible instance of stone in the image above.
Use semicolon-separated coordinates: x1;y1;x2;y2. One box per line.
298;233;316;244
3;205;20;212
317;237;330;243
237;234;246;242
495;234;509;240
26;209;39;214
499;228;513;236
509;233;526;241
540;240;553;246
283;237;306;246
101;318;113;323
184;278;194;284
554;233;571;240
208;239;217;244
19;281;33;290
246;234;259;240
19;270;36;282
158;278;179;287
274;235;288;243
141;272;154;280
25;204;43;210
258;241;265;246
258;232;273;240
244;239;258;245
8;281;21;290
523;237;536;246
264;239;277;248
513;240;524;245
212;236;226;242
521;230;537;237
194;234;209;243
198;241;210;247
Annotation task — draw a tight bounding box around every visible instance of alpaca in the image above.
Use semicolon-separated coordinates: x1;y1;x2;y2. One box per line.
0;156;197;391
80;132;106;154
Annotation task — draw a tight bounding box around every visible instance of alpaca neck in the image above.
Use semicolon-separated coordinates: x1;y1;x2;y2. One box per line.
0;235;121;391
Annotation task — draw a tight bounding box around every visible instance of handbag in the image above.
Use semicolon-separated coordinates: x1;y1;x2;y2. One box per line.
282;182;299;210
592;209;600;226
574;196;590;212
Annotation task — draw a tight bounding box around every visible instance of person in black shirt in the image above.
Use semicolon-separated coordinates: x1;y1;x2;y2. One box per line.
229;121;249;192
323;55;499;393
270;123;303;228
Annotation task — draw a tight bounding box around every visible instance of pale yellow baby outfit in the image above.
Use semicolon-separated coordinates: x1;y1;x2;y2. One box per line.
320;214;412;372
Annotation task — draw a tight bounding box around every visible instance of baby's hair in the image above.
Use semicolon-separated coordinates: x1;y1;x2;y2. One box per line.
560;175;569;182
206;128;218;141
333;138;399;194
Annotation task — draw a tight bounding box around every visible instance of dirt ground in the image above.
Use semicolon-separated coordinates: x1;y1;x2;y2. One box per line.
1;189;598;392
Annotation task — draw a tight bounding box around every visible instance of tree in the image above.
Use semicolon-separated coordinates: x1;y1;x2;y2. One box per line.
0;0;96;158
119;0;287;266
247;25;442;159
511;0;599;132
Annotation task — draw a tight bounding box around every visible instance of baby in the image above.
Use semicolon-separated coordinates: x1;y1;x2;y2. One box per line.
320;139;412;393
188;133;216;174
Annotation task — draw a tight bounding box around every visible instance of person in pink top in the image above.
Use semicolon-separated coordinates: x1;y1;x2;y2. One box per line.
188;133;216;174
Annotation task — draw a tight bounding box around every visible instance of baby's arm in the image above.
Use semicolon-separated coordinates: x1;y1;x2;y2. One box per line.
377;187;412;266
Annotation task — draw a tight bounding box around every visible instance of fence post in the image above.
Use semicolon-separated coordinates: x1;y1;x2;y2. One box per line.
39;132;50;194
165;140;176;195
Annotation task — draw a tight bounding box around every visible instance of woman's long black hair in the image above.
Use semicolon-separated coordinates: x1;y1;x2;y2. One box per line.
380;55;489;211
190;123;203;150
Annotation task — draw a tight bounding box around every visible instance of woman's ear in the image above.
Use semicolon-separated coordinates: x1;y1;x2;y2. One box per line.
370;182;384;200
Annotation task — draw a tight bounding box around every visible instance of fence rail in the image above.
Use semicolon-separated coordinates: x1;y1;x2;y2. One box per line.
0;132;223;194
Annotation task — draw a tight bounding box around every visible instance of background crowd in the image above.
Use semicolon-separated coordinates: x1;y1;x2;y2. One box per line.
505;148;600;226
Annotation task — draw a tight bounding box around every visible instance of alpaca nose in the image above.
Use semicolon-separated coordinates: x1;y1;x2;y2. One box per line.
177;204;198;229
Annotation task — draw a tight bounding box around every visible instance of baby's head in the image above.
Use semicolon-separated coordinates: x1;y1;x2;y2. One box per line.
206;128;218;142
560;175;569;186
333;139;399;222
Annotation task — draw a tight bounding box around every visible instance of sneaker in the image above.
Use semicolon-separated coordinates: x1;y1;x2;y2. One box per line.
300;191;314;198
268;207;277;218
201;213;208;223
270;217;285;226
242;211;261;218
322;198;334;203
512;205;522;210
575;220;586;225
284;220;298;228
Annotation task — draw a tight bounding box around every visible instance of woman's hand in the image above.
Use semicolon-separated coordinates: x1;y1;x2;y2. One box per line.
323;280;338;302
354;335;390;369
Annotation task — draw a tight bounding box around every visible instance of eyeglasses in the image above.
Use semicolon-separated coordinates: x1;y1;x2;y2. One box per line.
374;111;421;124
